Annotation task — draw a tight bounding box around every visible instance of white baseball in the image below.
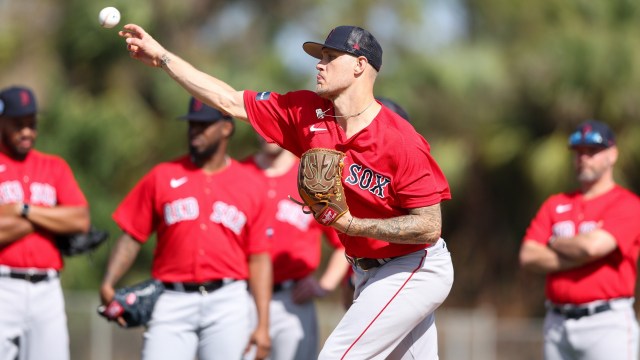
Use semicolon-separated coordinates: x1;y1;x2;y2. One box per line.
98;7;121;29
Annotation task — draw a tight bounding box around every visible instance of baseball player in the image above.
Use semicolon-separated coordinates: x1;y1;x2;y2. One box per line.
0;86;91;360
99;98;272;360
119;23;454;359
242;138;349;360
520;119;640;360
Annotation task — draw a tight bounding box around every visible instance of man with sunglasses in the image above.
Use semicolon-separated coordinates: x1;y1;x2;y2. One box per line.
520;119;640;359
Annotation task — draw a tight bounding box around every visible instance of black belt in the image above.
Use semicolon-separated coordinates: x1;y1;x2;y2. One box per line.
1;270;58;283
163;280;234;294
551;302;612;320
273;280;297;293
345;254;396;271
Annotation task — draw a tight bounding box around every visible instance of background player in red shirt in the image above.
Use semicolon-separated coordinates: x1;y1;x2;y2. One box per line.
119;23;454;359
520;119;640;360
99;98;272;360
242;138;349;360
0;86;91;360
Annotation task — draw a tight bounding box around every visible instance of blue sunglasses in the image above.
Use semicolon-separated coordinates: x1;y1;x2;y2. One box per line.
568;130;610;148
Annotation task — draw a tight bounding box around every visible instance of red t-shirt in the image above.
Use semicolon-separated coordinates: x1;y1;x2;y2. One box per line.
244;90;451;259
241;156;343;284
112;156;270;282
0;150;88;270
523;185;640;304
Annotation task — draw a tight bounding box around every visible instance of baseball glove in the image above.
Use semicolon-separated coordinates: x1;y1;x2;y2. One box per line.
54;225;109;256
98;279;165;328
292;148;349;226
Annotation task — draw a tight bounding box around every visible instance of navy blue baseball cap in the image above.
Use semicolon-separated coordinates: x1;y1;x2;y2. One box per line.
568;119;616;149
178;97;232;122
0;86;37;117
303;26;383;72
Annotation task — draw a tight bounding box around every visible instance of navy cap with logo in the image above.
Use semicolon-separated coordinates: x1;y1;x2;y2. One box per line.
303;25;383;72
0;86;37;118
178;97;232;123
568;119;616;149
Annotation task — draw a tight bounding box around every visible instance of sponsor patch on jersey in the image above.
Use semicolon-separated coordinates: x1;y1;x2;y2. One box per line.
256;92;271;101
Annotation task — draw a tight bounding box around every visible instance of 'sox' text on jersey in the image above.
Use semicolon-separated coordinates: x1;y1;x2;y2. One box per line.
210;201;247;235
276;199;312;231
345;163;391;199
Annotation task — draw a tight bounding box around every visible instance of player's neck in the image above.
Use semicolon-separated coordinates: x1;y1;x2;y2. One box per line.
335;101;380;138
195;153;230;174
256;151;296;177
581;176;616;199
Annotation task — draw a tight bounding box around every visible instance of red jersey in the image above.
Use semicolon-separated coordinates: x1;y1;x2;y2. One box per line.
241;156;343;284
112;156;270;283
0;150;88;269
523;185;640;304
244;90;451;259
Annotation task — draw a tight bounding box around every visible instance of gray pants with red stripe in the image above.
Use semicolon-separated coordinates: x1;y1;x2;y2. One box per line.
319;238;453;360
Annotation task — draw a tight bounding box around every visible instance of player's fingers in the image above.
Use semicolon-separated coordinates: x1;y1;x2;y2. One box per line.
122;24;144;36
116;317;127;327
254;342;270;360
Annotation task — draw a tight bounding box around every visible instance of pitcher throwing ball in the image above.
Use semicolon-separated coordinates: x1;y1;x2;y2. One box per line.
119;23;454;359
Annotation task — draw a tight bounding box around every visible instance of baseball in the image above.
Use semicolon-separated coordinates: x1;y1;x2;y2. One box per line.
98;7;121;29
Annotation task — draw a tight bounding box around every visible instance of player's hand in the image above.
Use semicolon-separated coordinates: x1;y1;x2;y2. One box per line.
292;275;328;304
246;326;271;360
0;203;19;217
99;284;127;327
119;24;167;68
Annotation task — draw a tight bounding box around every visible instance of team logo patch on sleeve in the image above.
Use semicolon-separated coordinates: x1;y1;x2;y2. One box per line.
256;92;271;101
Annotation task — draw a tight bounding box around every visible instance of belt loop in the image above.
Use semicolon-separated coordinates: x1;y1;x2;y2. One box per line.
47;269;58;279
173;282;185;292
198;285;208;295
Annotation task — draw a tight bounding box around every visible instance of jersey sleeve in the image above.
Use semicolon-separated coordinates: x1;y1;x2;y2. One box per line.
53;159;88;206
523;198;555;245
243;90;305;156
395;138;451;208
112;170;159;243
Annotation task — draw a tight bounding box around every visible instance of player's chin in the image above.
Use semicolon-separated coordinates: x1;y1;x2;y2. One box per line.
315;86;334;99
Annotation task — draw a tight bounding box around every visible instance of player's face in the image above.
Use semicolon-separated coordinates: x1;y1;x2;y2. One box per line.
315;49;357;99
572;145;617;183
0;115;37;160
188;120;230;162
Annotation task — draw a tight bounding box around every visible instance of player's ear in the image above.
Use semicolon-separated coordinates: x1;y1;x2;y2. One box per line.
354;56;368;75
221;120;234;138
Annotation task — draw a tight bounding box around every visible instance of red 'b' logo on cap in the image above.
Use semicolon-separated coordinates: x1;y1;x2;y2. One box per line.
192;99;203;112
20;91;31;106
